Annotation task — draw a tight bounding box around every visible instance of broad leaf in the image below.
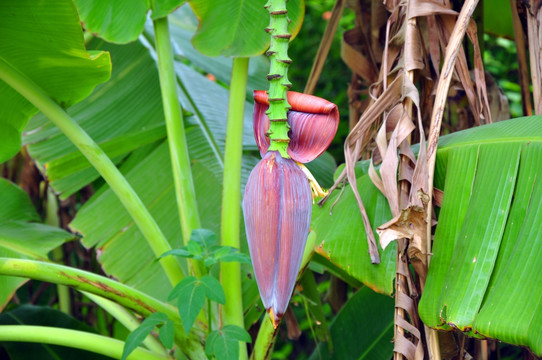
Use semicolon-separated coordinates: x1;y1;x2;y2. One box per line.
188;0;305;57
121;312;168;360
0;305;108;360
0;0;111;163
200;275;225;304
175;278;206;333
419;116;542;356
74;0;184;44
205;325;252;360
309;286;394;360
158;319;175;349
190;229;218;250
311;166;396;295
0;179;73;310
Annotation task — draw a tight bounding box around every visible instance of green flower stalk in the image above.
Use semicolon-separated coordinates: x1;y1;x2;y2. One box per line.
265;0;292;158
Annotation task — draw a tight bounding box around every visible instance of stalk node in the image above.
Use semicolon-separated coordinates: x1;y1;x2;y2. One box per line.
273;34;292;39
267;74;283;80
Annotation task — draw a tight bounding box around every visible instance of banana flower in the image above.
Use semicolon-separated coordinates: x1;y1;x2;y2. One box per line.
243;91;339;327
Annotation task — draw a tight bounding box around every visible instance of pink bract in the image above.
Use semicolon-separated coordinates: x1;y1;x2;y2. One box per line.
242;151;312;326
253;90;339;163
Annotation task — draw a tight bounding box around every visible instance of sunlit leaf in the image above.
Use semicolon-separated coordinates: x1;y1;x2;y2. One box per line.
188;0;304;57
74;0;184;44
419;116;542;356
311;167;396;295
0;0;110;163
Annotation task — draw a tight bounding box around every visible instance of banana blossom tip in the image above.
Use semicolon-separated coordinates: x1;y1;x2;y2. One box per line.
244;90;339;326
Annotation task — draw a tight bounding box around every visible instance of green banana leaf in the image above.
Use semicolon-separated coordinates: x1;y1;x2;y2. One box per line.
309;286;394;360
419;116;542;356
0;0;111;163
0;179;74;310
74;0;184;44
188;0;305;57
311;164;396;295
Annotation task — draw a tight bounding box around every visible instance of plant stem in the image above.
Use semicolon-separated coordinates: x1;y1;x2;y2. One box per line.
0;325;171;360
207;298;213;335
52;247;71;314
250;316;278;360
46;185;71;315
0;58;183;286
82;291;169;356
153;17;202;259
0;257;209;358
0;258;179;323
265;0;292;158
220;57;249;359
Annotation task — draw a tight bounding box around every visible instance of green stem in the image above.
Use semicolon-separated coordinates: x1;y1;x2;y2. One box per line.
0;58;183;286
265;0;292;158
52;247;71;314
0;258;208;358
82;291;168;356
0;326;170;360
141;29;224;170
250;316;278;360
45;186;71;315
220;57;249;359
207;299;213;335
152;18;202;257
0;258;179;323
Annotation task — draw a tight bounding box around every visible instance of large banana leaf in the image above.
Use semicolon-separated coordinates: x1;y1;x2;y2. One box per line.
0;0;110;163
311;164;396;295
0;179;74;309
309;286;394;360
419;116;542;356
